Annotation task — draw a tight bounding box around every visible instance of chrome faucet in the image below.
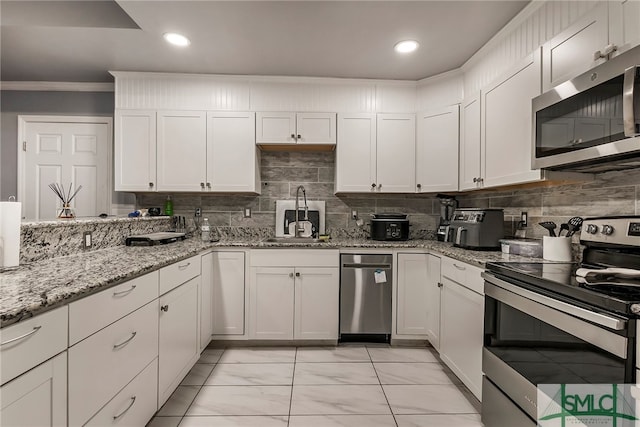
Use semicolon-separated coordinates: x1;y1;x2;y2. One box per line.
294;185;309;237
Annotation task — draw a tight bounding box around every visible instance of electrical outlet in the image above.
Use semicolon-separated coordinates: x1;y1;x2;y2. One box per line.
195;208;201;217
351;210;358;220
244;207;252;218
83;231;92;249
521;211;528;227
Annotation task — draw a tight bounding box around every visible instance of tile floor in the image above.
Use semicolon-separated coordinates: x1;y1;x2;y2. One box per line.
147;345;482;427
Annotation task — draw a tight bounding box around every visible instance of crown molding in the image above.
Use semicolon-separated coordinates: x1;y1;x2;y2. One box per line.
0;81;114;92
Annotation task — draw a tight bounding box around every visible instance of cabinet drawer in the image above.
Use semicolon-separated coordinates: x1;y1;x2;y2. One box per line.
160;255;201;295
68;300;159;427
69;271;159;345
250;249;339;267
441;257;484;295
1;306;68;385
85;358;158;427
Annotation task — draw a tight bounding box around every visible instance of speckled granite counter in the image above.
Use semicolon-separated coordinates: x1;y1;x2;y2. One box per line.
1;237;544;328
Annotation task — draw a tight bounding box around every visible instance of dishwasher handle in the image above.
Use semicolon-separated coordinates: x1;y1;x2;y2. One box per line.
342;263;392;269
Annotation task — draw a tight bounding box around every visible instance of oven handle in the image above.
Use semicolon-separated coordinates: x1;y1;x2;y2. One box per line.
482;272;626;331
623;65;639;137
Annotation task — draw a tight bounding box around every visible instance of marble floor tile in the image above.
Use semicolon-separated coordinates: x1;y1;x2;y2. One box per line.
178;415;289;426
288;415;397;427
295;346;370;363
294;362;378;385
198;349;224;364
395;413;483;427
146;416;182;427
181;364;215;386
374;362;458;385
367;347;439;363
290;385;391;415
186;386;292;416
156;386;201;416
383;385;479;415
206;363;294;386
217;347;296;364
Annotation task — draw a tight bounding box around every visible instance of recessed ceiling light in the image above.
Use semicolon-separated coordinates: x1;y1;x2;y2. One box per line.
394;40;419;53
163;32;190;47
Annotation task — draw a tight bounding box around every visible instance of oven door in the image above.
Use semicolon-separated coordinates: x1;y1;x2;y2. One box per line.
482;272;632;425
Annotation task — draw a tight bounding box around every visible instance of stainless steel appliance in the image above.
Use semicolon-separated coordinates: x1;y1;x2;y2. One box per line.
449;208;504;250
532;44;640;173
482;216;640;427
370;213;409;241
340;253;392;342
436;194;458;242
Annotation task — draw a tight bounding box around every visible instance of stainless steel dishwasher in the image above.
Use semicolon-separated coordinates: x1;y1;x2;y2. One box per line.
340;253;392;342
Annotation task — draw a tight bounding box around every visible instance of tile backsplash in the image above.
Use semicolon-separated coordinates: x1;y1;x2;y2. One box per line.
136;152;640;239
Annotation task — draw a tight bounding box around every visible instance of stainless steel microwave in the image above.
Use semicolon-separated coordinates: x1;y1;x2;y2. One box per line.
532;44;640;173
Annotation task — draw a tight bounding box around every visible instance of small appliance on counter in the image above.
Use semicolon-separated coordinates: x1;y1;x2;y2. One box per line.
436;194;458;242
449;208;504;250
370;213;410;241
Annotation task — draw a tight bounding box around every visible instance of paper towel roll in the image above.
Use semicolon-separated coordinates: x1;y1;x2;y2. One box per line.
0;201;21;268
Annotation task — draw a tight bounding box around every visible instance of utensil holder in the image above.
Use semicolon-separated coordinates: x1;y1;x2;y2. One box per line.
543;236;572;261
57;204;75;219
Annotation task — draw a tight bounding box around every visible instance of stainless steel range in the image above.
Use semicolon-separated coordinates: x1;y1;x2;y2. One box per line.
482;216;640;427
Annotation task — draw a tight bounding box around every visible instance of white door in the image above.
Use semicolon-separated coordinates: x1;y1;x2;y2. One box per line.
396;253;429;336
255;112;296;144
416;106;459;193
609;0;640;57
459;94;482;190
294;267;339;340
22;119;110;220
376;114;416;193
426;254;441;350
114;110;156;192
335;113;377;193
296;113;337;145
156;111;207;192
249;267;294;340
207;112;259;192
212;251;246;336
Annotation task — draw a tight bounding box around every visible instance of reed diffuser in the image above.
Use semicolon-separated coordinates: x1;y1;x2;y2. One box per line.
49;183;82;219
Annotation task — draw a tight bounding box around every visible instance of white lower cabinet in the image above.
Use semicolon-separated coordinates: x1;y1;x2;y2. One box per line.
294;267;339;340
0;351;67;427
158;277;200;407
425;254;442;350
396;253;429;336
200;252;214;351
250;267;295;340
212;251;246;336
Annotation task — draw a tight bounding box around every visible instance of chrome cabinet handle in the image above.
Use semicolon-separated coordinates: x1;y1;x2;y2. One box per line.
453;263;466;271
289;272;294;278
295;272;300;277
593;44;618;60
178;262;191;270
113;285;136;297
437;282;443;288
417;183;422;189
113;396;136;420
160;305;169;312
297;134;301;140
113;331;137;349
371;183;376;188
149;182;154;188
291;133;296;139
206;182;211;188
200;182;205;188
1;326;41;346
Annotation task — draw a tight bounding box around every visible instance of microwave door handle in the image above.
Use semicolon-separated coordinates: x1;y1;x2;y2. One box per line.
623;65;639;137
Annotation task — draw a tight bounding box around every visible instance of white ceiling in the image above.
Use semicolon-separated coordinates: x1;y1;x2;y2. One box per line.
0;0;529;83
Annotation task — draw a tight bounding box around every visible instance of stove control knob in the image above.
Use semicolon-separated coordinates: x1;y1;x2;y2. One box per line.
602;224;614;235
586;224;599;234
631;304;640;315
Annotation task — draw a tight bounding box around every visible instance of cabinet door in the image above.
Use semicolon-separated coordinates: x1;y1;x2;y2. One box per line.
459;94;482;190
157;111;207;191
294;267;339;340
212;251;246;336
296;113;337;145
376;114;416;193
200;253;214;351
335;113;377;193
426;254;441;350
256;112;296;144
249;267;294;340
609;0;640;57
542;3;608;92
207;112;259;193
416;106;459;193
114;110;156;191
440;277;483;400
396;253;429;336
158;277;200;407
482;50;542;189
1;352;67;427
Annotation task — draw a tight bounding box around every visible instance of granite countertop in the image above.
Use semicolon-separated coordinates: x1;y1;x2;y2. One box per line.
0;237;542;328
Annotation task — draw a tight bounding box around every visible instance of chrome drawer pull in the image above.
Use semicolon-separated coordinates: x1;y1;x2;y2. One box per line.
113;396;136;420
178;262;191;270
453;263;466;271
113;332;137;350
1;326;42;346
113;285;136;297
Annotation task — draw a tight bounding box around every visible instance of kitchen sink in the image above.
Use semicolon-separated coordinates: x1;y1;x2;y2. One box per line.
262;237;324;243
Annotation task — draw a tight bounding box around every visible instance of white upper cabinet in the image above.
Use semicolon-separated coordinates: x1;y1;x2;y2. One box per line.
157;111;207;192
376;114;416;193
609;0;640;58
114;110;156;192
416;106;459;193
207;112;260;193
256;112;336;145
481;49;542;188
335;113;377;193
459;94;482;191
